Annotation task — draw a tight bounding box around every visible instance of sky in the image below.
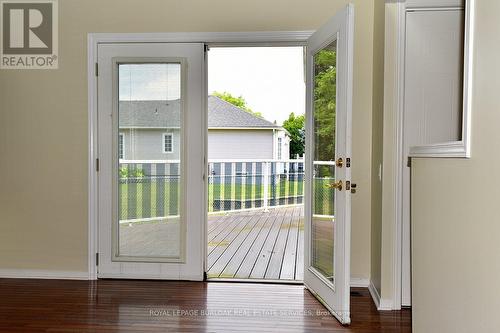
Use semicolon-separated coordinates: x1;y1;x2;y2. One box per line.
119;47;305;126
208;47;305;125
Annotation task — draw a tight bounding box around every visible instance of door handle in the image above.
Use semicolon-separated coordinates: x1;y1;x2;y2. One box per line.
326;180;343;191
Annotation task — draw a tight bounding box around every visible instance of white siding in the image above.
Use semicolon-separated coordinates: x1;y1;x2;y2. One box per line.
120;129;180;160
208;129;274;159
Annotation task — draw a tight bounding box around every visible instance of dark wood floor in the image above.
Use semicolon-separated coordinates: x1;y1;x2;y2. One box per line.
0;279;411;333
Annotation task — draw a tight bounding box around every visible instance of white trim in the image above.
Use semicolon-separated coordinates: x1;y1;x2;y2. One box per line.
97;272;202;281
87;33;98;280
89;31;313;45
385;0;475;310
404;0;463;9
162;132;174;153
368;280;381;309
393;0;406;311
0;269;89;280
368;280;393;311
401;0;474;158
87;31;312;281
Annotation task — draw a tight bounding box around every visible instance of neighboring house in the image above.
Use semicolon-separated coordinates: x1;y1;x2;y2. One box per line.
118;95;289;161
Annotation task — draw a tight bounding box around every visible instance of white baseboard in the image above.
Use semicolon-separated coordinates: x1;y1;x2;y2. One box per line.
368;280;393;311
0;269;89;280
350;277;370;287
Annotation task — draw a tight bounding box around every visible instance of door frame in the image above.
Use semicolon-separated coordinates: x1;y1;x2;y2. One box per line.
87;31;312;280
381;0;474;309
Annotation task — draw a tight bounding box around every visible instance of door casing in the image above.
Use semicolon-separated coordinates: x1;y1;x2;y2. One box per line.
87;32;312;280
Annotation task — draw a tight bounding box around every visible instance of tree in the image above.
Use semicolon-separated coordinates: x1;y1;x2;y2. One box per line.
313;49;336;166
283;113;305;158
212;91;262;117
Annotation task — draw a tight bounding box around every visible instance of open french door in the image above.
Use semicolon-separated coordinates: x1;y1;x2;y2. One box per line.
304;5;354;324
97;43;205;280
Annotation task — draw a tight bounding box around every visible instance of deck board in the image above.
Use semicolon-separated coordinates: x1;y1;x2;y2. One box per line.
280;206;301;280
208;205;304;281
220;214;270;278
234;214;278;279
208;213;262;277
207;213;251;269
264;207;293;279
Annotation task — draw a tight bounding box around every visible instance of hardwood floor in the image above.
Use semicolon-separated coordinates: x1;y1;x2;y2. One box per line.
0;279;411;332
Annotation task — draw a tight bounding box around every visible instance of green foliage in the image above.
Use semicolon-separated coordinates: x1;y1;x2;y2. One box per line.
213;91;263;117
119;167;145;178
283;112;305;158
313;49;337;169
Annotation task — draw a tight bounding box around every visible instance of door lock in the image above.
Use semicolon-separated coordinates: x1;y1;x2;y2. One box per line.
336;158;343;168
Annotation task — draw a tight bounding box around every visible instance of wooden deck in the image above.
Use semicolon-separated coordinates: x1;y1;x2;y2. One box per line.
207;205;304;281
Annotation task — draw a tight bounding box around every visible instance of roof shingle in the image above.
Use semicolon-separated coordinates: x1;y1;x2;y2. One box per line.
118;96;281;129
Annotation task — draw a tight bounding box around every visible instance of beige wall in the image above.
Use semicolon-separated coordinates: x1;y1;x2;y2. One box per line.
370;0;385;295
412;1;500;332
0;0;381;280
379;1;399;304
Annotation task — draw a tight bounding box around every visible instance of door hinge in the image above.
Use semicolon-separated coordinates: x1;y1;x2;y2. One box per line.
96;158;100;172
203;271;208;281
204;44;209;59
346;158;351;168
407;156;412;168
95;253;99;266
95;63;98;76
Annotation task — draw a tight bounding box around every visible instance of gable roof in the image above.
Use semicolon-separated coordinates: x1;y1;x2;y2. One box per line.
207;96;279;128
118;95;282;129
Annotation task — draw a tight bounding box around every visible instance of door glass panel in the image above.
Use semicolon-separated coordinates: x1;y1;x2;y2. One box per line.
311;40;337;283
116;63;183;260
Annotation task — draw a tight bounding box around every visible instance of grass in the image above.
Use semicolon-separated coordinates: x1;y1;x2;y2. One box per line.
119;177;334;221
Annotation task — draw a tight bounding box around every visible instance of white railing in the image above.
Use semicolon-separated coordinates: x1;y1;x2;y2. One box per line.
118;158;334;220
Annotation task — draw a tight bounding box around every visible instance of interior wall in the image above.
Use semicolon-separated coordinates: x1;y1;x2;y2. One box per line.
370;0;385;295
412;1;500;332
0;0;378;280
380;1;400;305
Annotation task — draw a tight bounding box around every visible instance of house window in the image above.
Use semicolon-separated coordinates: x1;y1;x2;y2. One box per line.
118;133;124;159
278;137;282;160
163;133;173;153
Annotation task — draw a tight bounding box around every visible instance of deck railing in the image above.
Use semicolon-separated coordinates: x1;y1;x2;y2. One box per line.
119;159;335;221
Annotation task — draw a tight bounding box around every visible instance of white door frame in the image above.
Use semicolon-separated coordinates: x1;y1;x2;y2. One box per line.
87;31;312;280
383;0;474;309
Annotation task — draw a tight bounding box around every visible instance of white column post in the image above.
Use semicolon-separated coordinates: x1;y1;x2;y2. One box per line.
263;161;269;212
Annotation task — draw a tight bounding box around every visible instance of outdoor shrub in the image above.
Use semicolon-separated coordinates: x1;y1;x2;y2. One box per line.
119;167;145;178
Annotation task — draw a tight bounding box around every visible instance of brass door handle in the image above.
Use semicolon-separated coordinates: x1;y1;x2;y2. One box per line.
326;180;343;191
336;158;343;168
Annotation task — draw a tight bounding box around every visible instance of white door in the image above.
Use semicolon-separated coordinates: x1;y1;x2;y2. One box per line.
97;43;205;280
304;5;354;324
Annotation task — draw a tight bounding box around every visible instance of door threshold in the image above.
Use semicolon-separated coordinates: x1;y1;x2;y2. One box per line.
207;277;304;285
